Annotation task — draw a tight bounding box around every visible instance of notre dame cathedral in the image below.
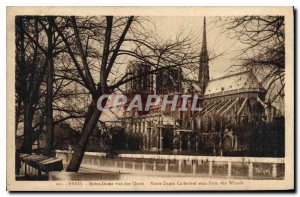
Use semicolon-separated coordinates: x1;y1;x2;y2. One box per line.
120;17;284;157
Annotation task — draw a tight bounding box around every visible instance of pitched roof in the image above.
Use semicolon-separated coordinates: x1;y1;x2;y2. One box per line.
204;71;265;96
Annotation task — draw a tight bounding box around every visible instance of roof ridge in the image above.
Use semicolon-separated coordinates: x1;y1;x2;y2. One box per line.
209;70;249;82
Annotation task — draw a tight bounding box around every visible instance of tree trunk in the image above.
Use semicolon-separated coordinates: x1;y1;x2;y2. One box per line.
44;55;54;155
16;16;33;153
15;97;22;133
82;101;96;131
20;103;34;153
66;106;102;172
45;17;54;156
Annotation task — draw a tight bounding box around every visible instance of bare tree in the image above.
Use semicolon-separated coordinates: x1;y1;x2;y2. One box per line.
16;16;69;153
37;16;56;156
52;16;199;171
16;16;46;153
219;16;285;106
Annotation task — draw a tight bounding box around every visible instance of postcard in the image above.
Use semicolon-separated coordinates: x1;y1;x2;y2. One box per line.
7;6;294;191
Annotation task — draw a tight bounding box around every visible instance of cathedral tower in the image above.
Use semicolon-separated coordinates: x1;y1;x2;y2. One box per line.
198;17;210;96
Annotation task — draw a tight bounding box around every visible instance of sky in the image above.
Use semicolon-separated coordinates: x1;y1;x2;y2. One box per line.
150;16;244;79
16;15;250;131
101;16;246;122
107;16;246;86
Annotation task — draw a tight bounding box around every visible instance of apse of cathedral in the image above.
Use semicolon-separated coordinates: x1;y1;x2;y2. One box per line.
121;17;283;157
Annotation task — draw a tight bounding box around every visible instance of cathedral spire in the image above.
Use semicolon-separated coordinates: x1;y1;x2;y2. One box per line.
199;16;210;96
201;17;207;56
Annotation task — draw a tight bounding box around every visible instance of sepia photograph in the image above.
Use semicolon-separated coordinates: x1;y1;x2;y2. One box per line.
6;6;294;191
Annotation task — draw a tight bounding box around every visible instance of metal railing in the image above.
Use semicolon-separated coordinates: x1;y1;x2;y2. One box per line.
56;150;284;179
